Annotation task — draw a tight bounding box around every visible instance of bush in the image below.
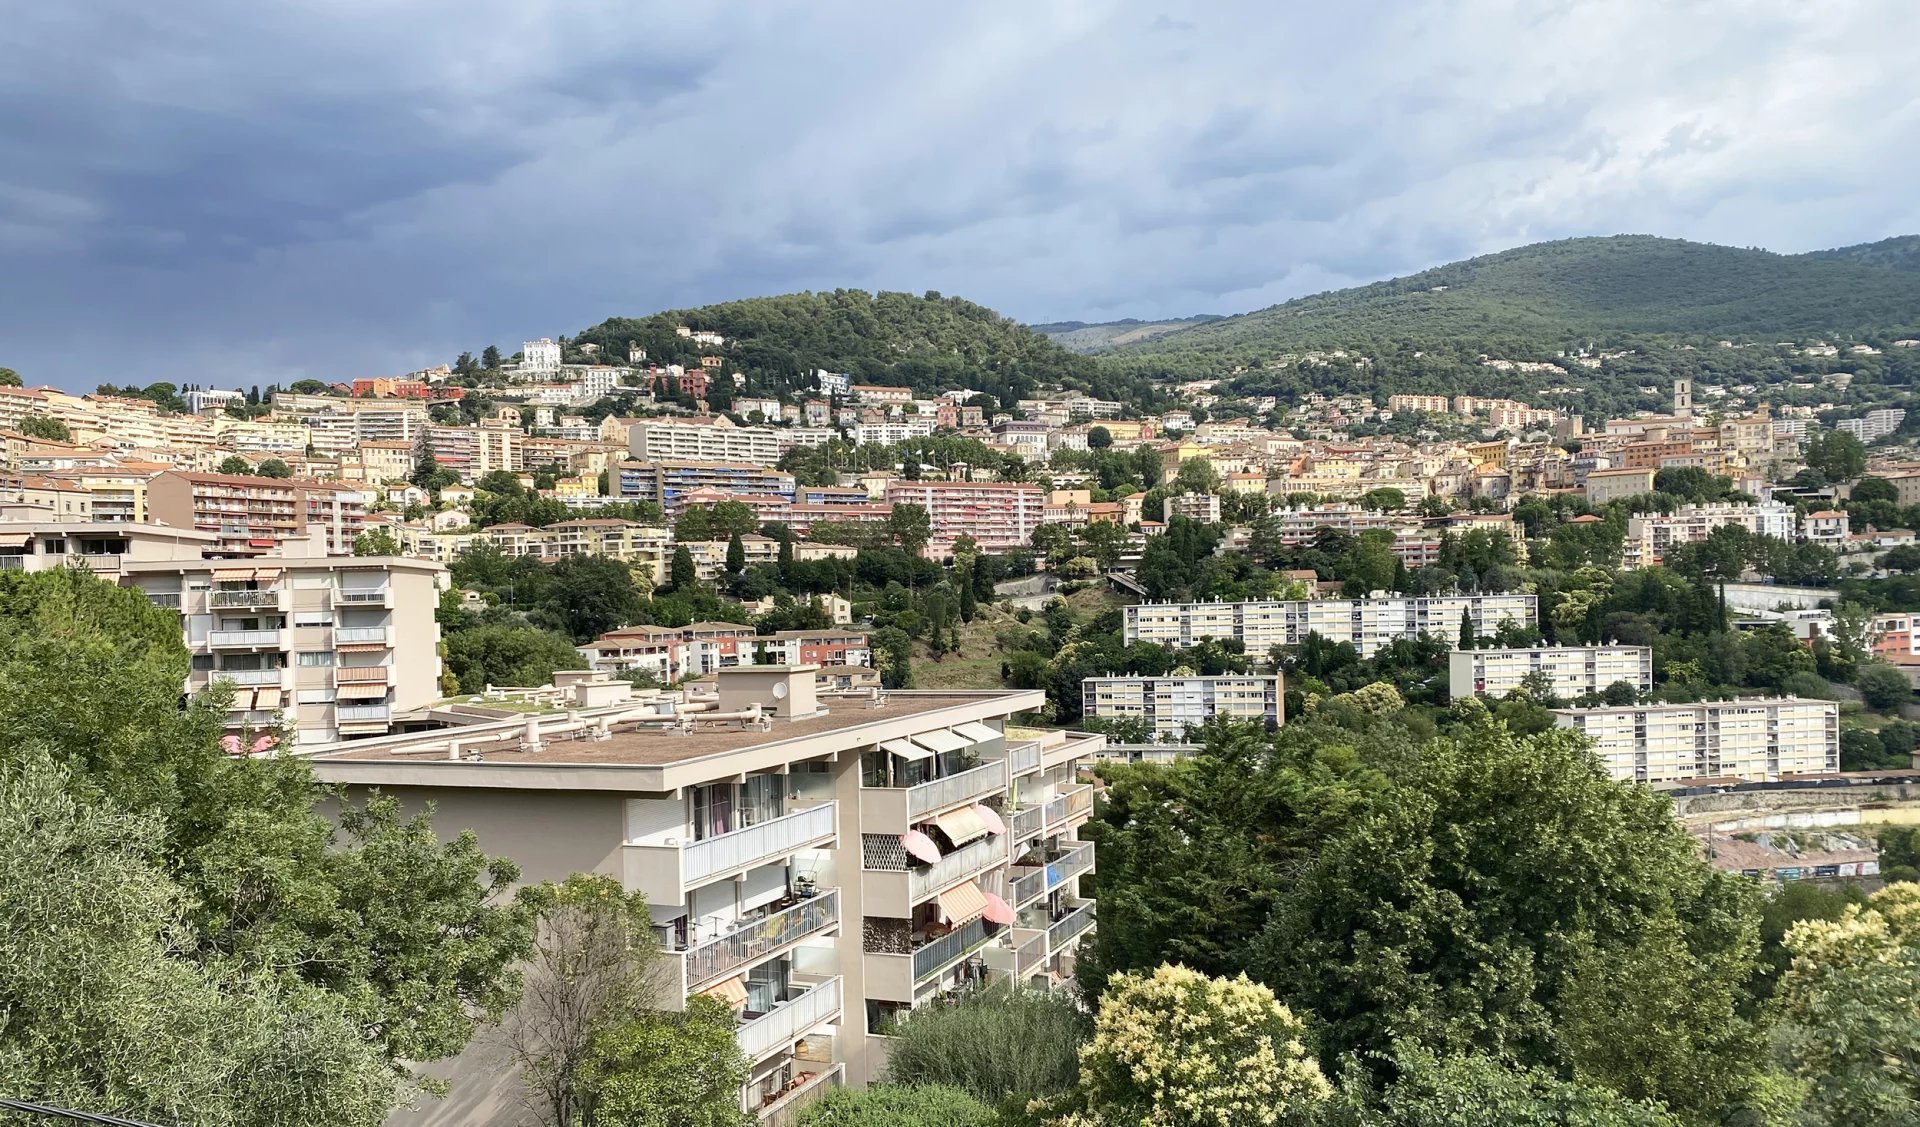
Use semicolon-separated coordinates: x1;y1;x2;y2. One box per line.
797;1084;994;1127
884;987;1087;1106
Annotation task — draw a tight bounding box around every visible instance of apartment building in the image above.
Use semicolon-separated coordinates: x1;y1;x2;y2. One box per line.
1124;595;1537;659
1623;502;1797;567
629;419;833;464
305;670;1101;1120
1082;674;1284;741
1448;645;1654;701
1835;409;1905;443
1552;698;1838;783
1584;466;1656;505
882;481;1045;557
1801;510;1850;546
617;460;797;514
1167;492;1222;524
147;471;373;555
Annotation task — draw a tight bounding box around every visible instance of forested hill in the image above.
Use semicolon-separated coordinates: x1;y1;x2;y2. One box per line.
1095;235;1920;367
1031;315;1223;353
570;290;1160;409
1802;234;1920;274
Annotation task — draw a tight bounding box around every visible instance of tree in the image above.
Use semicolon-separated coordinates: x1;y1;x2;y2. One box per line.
725;532;746;576
1853;475;1899;504
1358;1048;1684;1127
576;996;747;1127
507;875;662;1127
884;987;1086;1107
256;456;293;478
411;433;444;490
483;345;503;370
18;413;69;442
796;1085;993;1127
354;527;402;557
217;453;254;475
1805;428;1868;481
670;545;698;592
1360;486;1407;512
1459;608;1476;650
890;502;933;558
873;626;915;689
446;625;589;688
1857;662;1913;712
1774;883;1920;1127
1087;425;1113;449
1043;965;1329;1127
547;557;645;642
0;750;396;1127
478;469;527;495
0;365;20;386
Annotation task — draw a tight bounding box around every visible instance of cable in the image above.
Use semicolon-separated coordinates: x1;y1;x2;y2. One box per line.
0;1099;174;1127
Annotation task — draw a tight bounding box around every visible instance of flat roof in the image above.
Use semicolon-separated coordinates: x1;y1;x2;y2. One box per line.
308;688;1047;792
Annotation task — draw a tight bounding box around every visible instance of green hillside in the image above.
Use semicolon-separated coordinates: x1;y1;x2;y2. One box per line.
1032;315;1223;353
1103;235;1920;364
1801;234;1920;274
570;289;1160;409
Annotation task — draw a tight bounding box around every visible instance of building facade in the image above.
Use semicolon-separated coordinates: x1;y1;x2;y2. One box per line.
1552;697;1839;783
1124;595;1538;659
1448;645;1654;701
1082;674;1284;741
881;481;1045;558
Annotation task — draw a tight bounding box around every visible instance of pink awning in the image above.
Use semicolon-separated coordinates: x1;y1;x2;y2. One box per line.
981;892;1015;926
973;804;1006;836
901;830;942;864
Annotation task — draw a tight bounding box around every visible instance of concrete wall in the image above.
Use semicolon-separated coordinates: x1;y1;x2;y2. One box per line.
339;784;628;888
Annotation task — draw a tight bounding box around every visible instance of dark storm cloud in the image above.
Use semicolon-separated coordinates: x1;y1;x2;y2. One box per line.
1;0;1918;387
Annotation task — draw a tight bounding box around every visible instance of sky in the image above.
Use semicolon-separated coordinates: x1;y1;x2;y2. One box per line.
4;0;1920;389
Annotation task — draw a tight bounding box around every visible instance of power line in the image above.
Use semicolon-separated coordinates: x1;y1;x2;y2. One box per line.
0;1099;173;1127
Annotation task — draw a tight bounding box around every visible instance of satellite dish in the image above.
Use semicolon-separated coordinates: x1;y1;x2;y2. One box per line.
771;681;789;700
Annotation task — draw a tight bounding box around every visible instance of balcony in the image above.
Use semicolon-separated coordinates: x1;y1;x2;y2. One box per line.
145;592;183;610
210;588;281;609
1004;741;1042;777
337;704;391;724
863;915;1000;1003
1042;732;1106;770
0;556;23;570
677;892;839;994
863;835;1009;918
1047;902;1096;953
335;626;390;645
624;803;837;907
757;1063;843;1127
215;667;287;687
334;588;391;606
1044;784;1095;830
737;976;842;1062
1009;842;1095;907
859;760;1008;836
913;917;996;982
1012;928;1049;978
208;628;286;649
1006;804;1045;843
66;554;123;572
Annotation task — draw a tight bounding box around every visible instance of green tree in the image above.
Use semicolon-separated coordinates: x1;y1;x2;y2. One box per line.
217;453;254;475
890;502;934;557
670;545;698;592
1358;1047;1684;1127
0;751;395;1127
1857;662;1914;711
1360;486;1407;512
1805;428;1869;481
577;996;747;1127
255;456;294;478
547;556;645;642
1459;609;1476;650
482;345;503;370
1044;965;1329;1127
354;527;402;557
884;987;1087;1107
506;875;661;1127
445;624;589;688
0;365;20;386
1087;425;1113;449
725;532;746;575
18;413;70;442
478;469;526;495
1853;475;1899;504
796;1085;993;1127
873;625;915;689
1774;883;1920;1127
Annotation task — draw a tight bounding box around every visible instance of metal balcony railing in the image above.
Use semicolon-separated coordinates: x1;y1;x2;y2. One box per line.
1047;903;1095;951
1044;843;1095;894
1007;804;1045;842
736;976;842;1061
912;917;994;983
209;629;282;647
337;704;391;722
904;761;1007;820
908;836;1006;902
681;891;839;991
210;589;279;608
216;668;285;686
684;805;836;888
335;626;390;644
1013;929;1048;977
1005;741;1042;775
146;592;183;609
335;589;389;604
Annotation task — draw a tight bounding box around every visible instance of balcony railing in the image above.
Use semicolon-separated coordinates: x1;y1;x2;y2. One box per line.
335;588;390;604
1047;903;1096;951
1013;929;1048;978
67;554;122;571
758;1063;844;1127
913;917;994;983
210;589;279;608
209;629;283;648
1007;804;1045;842
216;668;285;686
1008;867;1046;908
684;805;836;889
736;976;842;1061
681;891;839;992
1005;741;1042;776
335;626;390;644
146;592;183;609
905;760;1008;820
1044;784;1095;828
1044;843;1095;893
0;556;24;570
337;704;391;723
908;835;1008;902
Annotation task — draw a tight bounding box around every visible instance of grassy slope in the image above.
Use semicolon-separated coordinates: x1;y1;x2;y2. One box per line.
911;585;1126;691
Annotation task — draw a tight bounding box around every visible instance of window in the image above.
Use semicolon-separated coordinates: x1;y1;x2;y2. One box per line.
296;689;336;704
189;654;215;671
296;651;335;667
293;611;334;628
690;783;734;841
39;538;66;555
861;749;890;788
739;774;784;827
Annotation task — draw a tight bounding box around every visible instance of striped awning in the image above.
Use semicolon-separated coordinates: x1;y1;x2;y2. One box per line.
882;737;933;762
335;683;389;699
254;688;282;709
251;567;282;582
699;974;749;1008
936;880;988;926
211;568;253;581
930;806;989;847
335;643;389;653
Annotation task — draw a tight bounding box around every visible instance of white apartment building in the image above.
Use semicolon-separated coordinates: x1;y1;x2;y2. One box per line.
185;388;246;415
1167;492;1222;524
1124;594;1538;659
307;669;1101;1122
1835;410;1905;443
1082;674;1283;742
1553;697;1838;784
522;337;563;373
1624;502;1797;567
852;420;936;446
1449;645;1653;701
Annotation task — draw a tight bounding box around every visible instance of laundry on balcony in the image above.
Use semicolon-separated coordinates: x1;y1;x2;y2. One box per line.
929;805;989;847
935;879;988;926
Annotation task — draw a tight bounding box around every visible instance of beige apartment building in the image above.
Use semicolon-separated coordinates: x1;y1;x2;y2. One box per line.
148;470;373;555
1124;594;1537;659
1082;674;1283;741
1553;697;1838;784
1449;645;1654;701
306;669;1101;1123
